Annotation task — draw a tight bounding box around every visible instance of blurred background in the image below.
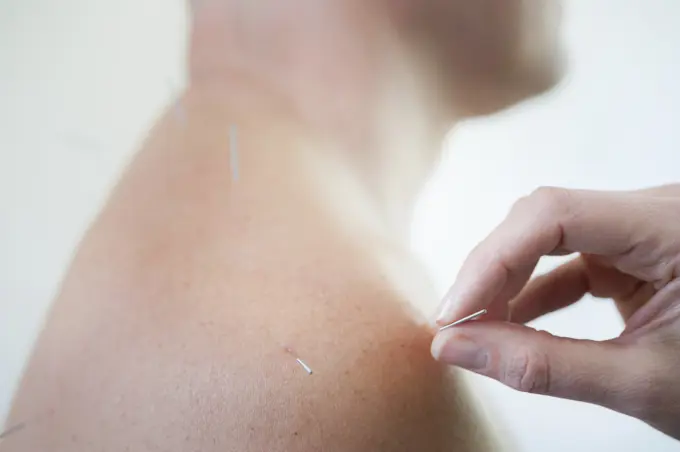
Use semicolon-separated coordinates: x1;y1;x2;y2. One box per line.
1;0;679;450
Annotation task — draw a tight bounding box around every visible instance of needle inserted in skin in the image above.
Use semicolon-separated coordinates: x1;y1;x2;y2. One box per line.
229;124;239;182
295;358;314;375
284;346;314;375
439;309;487;331
0;421;26;441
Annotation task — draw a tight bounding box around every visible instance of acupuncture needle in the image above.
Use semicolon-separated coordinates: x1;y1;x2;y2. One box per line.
0;421;26;441
229;124;239;182
439;309;487;331
284;347;313;375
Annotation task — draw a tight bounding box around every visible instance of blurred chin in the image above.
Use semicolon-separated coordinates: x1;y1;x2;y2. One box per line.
447;51;565;118
515;1;565;96
518;46;565;96
457;30;566;117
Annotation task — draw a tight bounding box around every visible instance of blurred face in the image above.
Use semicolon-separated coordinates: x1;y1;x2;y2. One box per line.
190;0;563;120
383;0;564;115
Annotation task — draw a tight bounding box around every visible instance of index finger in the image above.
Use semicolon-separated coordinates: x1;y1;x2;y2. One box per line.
436;187;653;325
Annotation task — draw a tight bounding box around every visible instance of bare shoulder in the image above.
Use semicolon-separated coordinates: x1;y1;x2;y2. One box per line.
4;234;498;451
3;111;500;451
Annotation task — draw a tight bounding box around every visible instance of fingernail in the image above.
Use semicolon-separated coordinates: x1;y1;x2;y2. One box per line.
431;332;488;371
435;296;457;325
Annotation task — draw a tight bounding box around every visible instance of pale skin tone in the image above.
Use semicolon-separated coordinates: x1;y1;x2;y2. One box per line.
3;0;561;450
433;185;680;439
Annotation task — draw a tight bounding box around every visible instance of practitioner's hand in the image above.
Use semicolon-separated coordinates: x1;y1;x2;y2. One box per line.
431;185;680;439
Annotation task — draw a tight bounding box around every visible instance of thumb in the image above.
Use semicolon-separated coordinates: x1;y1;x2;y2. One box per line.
431;322;649;413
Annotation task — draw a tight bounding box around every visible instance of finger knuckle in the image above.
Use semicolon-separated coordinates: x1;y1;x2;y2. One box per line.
502;346;551;394
532;186;572;217
511;186;569;221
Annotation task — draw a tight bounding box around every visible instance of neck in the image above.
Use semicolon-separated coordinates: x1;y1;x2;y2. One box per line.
186;1;455;241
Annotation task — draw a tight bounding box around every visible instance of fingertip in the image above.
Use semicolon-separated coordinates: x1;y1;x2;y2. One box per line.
431;328;489;371
430;330;451;361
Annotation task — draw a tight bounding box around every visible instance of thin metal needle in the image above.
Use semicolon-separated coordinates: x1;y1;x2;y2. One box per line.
439;309;487;331
284;346;314;375
295;358;314;375
229;124;239;182
0;421;27;441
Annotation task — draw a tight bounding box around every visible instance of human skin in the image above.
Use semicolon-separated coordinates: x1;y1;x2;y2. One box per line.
3;1;562;450
433;185;680;439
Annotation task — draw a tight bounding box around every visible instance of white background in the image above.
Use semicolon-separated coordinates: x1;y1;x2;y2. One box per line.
1;0;679;450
